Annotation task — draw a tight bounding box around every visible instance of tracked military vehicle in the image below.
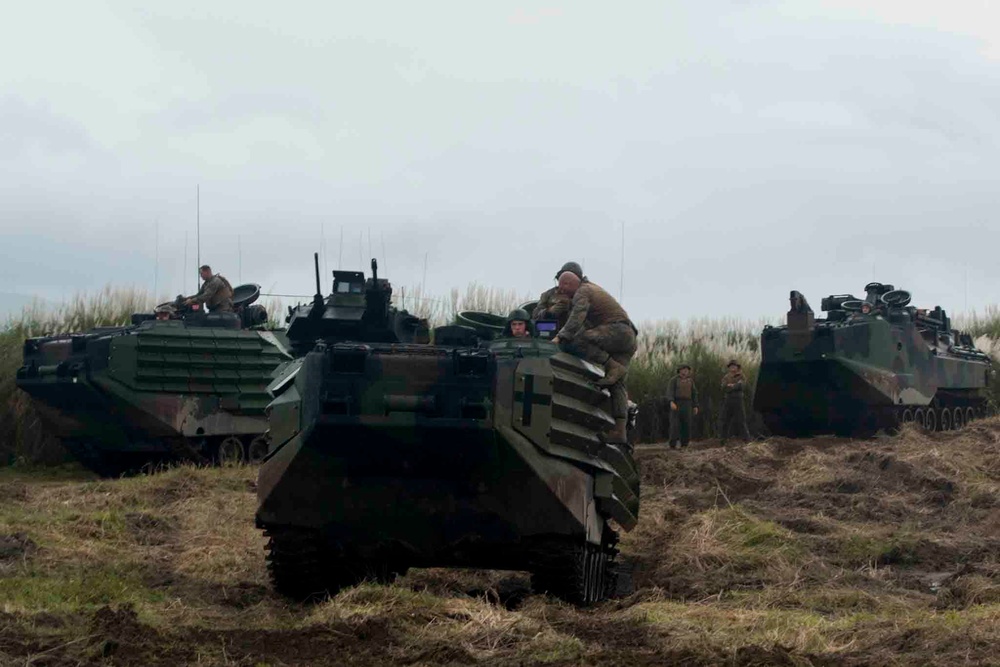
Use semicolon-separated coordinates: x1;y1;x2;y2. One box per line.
256;259;639;605
15;285;290;475
755;282;992;438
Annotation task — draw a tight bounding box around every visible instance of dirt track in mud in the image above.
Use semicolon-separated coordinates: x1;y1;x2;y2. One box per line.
1;422;999;666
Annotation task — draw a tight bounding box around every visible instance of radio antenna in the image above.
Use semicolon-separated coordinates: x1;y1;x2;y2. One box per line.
381;231;388;277
619;221;625;302
320;222;327;282
196;185;201;287
965;268;969;315
338;225;344;270
153;219;159;299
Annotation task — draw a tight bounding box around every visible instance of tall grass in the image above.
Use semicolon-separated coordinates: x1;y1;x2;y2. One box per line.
393;282;533;325
627;318;775;441
955;305;1000;340
4;285;1000;464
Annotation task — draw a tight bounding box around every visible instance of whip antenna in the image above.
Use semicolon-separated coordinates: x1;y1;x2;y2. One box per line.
196;185;201;287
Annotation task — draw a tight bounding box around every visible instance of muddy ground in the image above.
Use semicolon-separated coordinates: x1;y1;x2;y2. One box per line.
1;421;999;666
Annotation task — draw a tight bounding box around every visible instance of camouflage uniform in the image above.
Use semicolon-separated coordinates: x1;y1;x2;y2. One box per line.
557;280;637;433
531;286;573;330
532;261;583;330
720;363;751;444
666;372;698;448
191;274;234;313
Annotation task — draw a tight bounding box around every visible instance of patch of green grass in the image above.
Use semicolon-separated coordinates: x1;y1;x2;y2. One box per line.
708;505;806;566
0;563;167;612
836;530;923;567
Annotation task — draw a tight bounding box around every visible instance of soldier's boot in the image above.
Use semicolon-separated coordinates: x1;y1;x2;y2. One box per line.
596;358;628;387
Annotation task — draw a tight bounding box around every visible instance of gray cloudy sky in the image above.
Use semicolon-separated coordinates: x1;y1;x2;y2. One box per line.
2;1;999;322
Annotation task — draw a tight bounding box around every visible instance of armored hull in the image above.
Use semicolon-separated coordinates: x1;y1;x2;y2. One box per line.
16;313;290;475
258;339;638;604
255;259;639;605
755;284;992;437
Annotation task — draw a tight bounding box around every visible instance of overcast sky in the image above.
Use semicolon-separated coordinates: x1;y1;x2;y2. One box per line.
2;1;998;323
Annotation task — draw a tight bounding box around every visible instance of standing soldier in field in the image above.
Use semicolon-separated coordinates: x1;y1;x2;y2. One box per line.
184;265;235;313
532;261;584;330
666;365;699;448
719;359;751;445
550;270;637;444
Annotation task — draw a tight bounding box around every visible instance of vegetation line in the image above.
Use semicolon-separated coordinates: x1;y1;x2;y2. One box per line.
2;285;999;464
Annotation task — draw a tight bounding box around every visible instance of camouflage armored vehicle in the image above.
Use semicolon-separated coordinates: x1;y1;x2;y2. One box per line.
256;259;639;605
755;282;992;437
15;285;290;475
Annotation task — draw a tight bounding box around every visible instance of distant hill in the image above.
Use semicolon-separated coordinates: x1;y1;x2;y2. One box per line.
0;292;49;322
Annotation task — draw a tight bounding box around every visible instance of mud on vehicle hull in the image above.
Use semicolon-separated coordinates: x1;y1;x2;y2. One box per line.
257;343;640;606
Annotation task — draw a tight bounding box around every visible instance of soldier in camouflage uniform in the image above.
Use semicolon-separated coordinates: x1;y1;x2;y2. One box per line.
719;359;751;445
666;365;699;448
502;308;533;338
551;271;637;444
185;265;235;313
154;303;176;321
532;261;584;330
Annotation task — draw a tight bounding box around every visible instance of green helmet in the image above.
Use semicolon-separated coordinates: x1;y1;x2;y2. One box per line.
507;308;530;323
502;309;534;338
554;261;584;280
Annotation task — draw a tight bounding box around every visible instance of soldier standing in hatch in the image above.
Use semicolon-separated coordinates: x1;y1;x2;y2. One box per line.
153;304;176;321
532;261;584;330
550;271;637;444
719;359;751;445
184;265;234;313
503;309;533;338
666;365;699;449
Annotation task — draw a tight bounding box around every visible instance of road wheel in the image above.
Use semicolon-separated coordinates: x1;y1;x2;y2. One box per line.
924;408;938;432
216;436;246;466
951;408;963;430
940;408;952;431
248;435;269;463
900;408;914;425
965;407;976;426
913;408;925;430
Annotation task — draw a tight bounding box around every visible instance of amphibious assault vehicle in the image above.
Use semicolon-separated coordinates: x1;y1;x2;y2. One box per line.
755;282;992;437
256;258;639;605
16;285;289;475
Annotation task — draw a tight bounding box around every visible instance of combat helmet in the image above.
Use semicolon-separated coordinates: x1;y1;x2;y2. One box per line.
554;261;584;281
502;308;534;338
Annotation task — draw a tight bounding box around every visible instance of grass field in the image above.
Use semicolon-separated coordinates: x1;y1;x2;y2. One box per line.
1;421;999;665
